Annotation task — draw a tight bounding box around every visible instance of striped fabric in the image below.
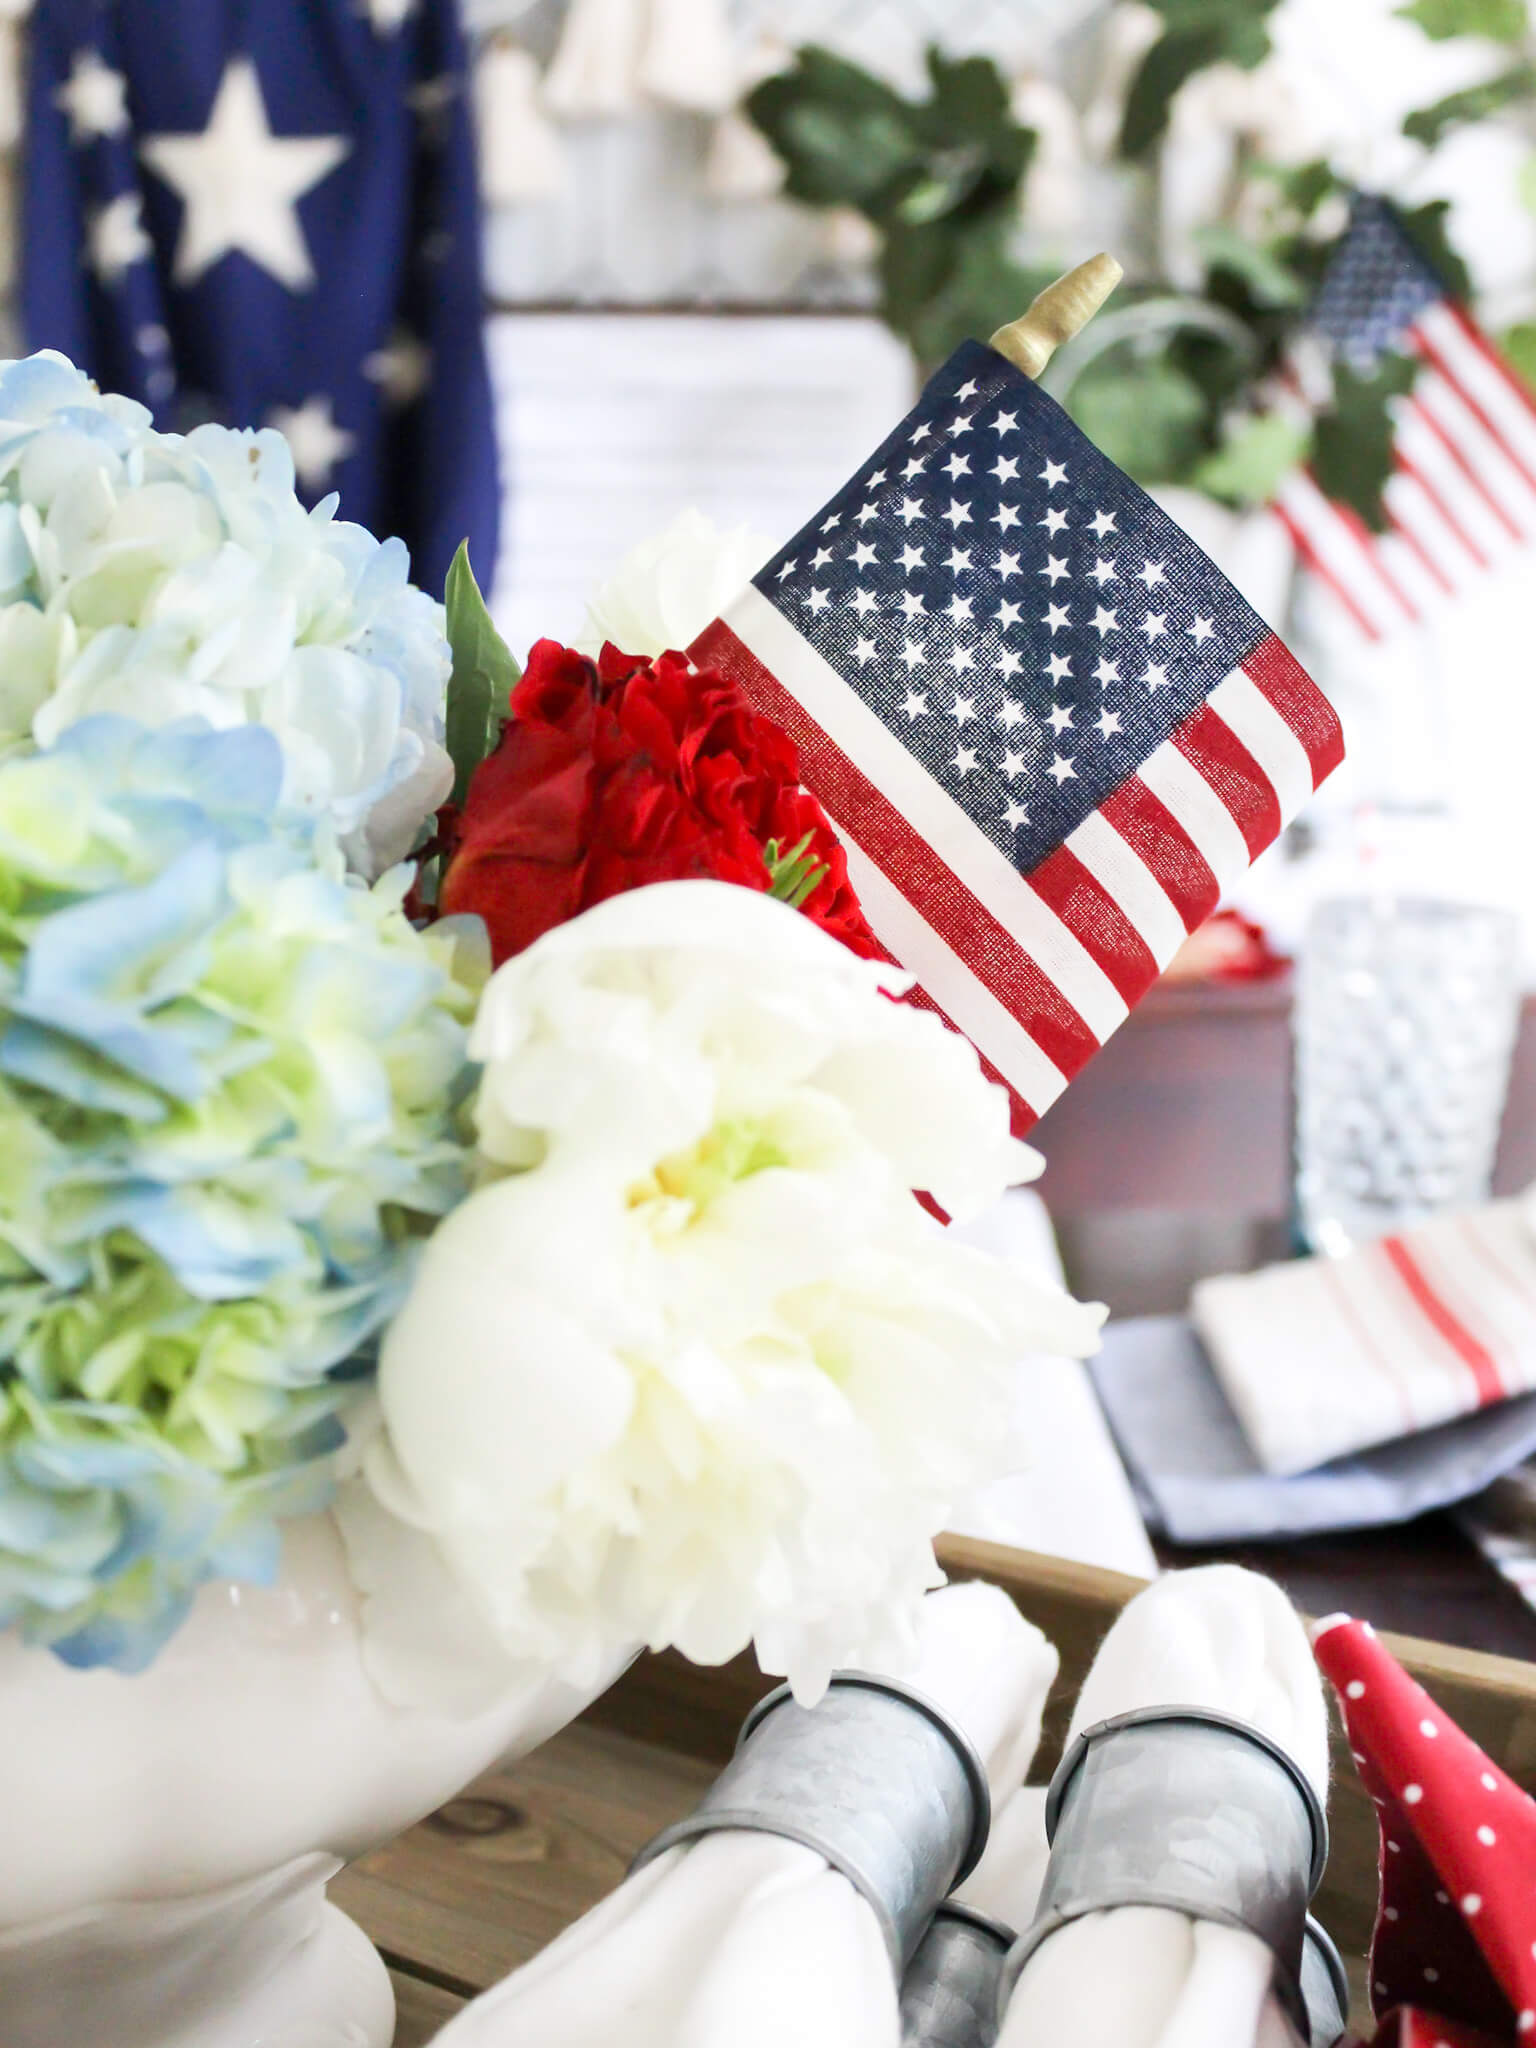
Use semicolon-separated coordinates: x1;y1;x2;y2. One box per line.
1192;1204;1536;1476
1274;197;1536;644
692;339;1343;1131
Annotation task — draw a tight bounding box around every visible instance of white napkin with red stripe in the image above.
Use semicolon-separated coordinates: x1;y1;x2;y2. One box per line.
1191;1201;1536;1476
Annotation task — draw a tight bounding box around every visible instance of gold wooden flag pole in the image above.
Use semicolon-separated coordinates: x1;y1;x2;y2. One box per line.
988;252;1124;381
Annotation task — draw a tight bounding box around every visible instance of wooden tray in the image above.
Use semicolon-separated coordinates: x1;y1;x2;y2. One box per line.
332;1536;1536;2045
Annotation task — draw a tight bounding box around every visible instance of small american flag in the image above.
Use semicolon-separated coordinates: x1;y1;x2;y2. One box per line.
693;339;1344;1130
1276;196;1536;644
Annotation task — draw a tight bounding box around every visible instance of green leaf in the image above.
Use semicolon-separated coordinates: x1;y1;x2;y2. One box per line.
443;541;520;807
1190;411;1312;505
1119;26;1228;157
1194;223;1310;308
1066;345;1215;484
1500;320;1536;390
1520;151;1536;212
1394;197;1474;298
763;831;829;910
1403;61;1536;147
747;47;924;213
1311;352;1419;531
1397;0;1527;40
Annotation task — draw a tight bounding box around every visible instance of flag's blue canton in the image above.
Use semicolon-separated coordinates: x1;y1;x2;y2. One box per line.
22;0;498;597
1311;196;1445;367
755;341;1268;877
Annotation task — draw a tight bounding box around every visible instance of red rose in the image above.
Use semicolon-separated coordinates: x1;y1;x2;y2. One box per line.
438;640;881;965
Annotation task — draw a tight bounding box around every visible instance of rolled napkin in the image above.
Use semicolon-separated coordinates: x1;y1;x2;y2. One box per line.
997;1566;1334;2048
1314;1615;1536;2043
432;1581;1057;2048
1192;1203;1536;1476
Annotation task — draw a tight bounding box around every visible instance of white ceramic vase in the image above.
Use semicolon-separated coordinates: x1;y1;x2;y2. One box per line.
0;1510;621;2048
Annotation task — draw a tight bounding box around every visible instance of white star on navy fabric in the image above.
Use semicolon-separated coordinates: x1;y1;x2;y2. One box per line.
362;0;420;27
362;327;432;408
88;193;152;283
141;58;350;290
57;49;130;142
268;395;355;490
1040;458;1067;488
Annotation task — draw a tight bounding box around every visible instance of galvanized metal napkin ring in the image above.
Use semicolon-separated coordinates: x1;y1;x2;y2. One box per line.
630;1672;992;1975
899;1900;1016;2048
997;1706;1332;2043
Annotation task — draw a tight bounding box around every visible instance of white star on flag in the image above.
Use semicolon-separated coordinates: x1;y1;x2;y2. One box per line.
88;193;152;284
361;0;420;30
362;327;432;408
268;394;356;491
142;59;351;290
56;49;130;142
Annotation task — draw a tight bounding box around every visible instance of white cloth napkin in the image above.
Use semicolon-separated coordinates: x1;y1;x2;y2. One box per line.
433;1581;1058;2048
997;1566;1328;2048
1192;1200;1536;1474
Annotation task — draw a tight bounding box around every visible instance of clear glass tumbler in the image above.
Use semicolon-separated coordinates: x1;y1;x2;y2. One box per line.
1294;896;1522;1256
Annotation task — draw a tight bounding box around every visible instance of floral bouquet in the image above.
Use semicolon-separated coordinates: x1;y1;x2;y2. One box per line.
0;348;1106;2048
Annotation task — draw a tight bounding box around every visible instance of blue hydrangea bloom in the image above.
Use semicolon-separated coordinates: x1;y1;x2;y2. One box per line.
0;351;453;877
0;717;481;1669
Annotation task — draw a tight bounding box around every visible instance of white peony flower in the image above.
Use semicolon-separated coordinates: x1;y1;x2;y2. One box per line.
359;880;1104;1704
575;508;774;660
0;352;452;874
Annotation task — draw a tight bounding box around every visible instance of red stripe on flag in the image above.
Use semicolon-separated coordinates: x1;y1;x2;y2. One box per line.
1408;392;1527;544
1410;315;1536;498
1393;450;1489;574
1447;300;1536;423
1330;495;1420;622
1096;776;1221;935
1381;1235;1506;1407
1169;702;1283;858
690;617;1104;1081
1025;844;1159;1007
1273;498;1384;643
1240;633;1346;787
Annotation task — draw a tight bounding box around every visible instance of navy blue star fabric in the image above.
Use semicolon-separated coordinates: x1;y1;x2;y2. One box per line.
22;0;499;598
1311;196;1445;367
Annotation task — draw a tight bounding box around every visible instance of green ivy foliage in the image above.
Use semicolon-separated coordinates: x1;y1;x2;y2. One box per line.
747;46;1051;369
745;11;1510;529
1118;0;1282;159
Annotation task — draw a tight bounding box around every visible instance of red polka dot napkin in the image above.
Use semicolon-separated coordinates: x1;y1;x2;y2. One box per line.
1314;1615;1536;2044
1370;2014;1508;2047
